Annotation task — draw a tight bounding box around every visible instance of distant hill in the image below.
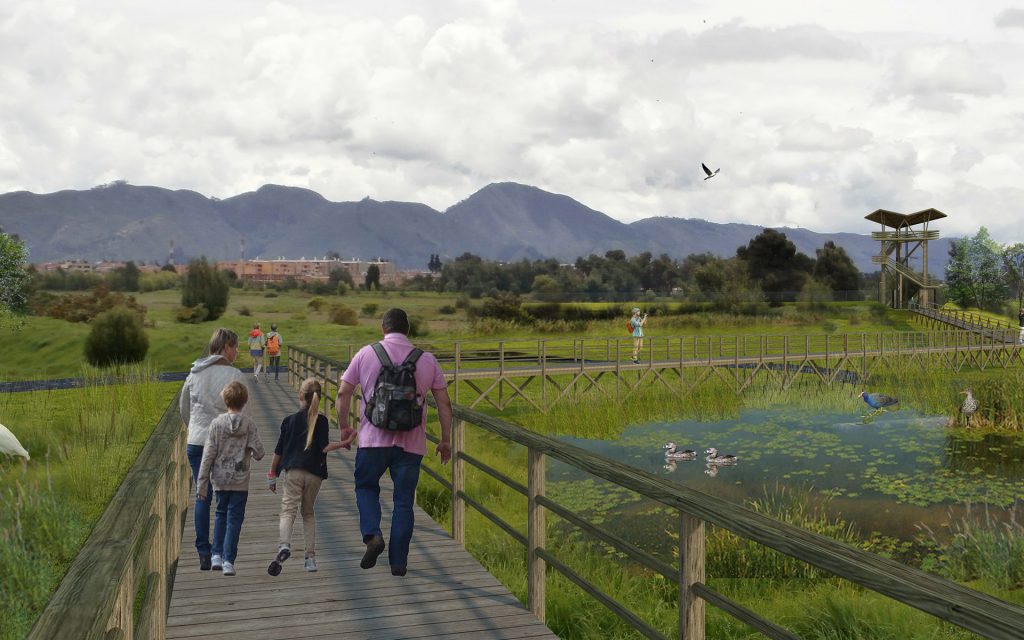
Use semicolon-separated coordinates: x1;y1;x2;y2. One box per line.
0;181;955;274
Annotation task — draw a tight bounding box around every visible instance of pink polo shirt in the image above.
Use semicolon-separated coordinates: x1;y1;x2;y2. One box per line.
341;333;446;456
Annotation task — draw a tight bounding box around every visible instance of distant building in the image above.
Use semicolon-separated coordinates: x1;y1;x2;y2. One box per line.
216;257;396;283
35;259;126;273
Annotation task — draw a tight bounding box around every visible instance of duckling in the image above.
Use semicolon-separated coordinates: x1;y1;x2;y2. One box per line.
704;447;738;464
664;442;697;460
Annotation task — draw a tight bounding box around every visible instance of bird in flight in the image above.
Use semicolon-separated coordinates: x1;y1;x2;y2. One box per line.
701;163;720;180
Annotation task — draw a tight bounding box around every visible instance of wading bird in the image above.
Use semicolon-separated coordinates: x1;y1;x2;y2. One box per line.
859;391;898;416
0;422;30;461
960;389;978;428
701;162;720;180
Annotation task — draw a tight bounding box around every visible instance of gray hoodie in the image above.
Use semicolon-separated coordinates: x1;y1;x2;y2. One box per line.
179;355;252;446
197;411;265;494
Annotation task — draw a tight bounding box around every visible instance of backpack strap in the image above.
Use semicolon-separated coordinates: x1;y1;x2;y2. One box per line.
370;342;395;369
399;348;423;370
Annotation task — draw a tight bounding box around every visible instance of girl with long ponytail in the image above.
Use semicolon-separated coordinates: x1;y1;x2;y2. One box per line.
267;378;331;575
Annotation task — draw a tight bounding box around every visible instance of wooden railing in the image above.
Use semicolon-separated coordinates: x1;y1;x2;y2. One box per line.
294;346;1024;640
916;303;1018;338
27;392;191;640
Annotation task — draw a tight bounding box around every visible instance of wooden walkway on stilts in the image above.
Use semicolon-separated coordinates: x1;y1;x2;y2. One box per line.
166;377;557;640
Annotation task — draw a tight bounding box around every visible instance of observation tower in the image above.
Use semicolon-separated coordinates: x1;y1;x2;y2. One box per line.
865;208;946;309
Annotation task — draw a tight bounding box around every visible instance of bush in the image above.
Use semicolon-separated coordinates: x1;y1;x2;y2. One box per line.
237;305;251;317
181;257;229;321
361;303;379;318
408;315;426;337
438;305;457;315
84;307;149;367
327;304;358;325
176;304;209;324
308;297;326;311
264;291;278;298
30;286;147;324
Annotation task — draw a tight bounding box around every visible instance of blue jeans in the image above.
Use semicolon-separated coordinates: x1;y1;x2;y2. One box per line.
268;355;281;379
212;490;248;563
186;444;212;557
354;446;422;568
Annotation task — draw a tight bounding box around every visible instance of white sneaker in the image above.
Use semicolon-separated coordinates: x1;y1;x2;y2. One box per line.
211;554;223;570
304;557;318;572
222;561;236;576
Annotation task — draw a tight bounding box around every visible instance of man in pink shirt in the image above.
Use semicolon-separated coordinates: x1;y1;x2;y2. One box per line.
328;308;453;576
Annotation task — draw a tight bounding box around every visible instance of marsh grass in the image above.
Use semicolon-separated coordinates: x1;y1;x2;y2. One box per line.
918;503;1024;589
0;368;177;640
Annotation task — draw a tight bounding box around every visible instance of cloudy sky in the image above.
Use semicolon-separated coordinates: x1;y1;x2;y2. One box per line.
1;0;1022;240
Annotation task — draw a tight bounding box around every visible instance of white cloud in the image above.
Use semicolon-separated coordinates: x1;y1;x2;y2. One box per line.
0;1;1023;246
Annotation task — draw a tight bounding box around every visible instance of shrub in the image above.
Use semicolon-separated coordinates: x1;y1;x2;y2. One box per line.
361;303;379;317
84;307;149;367
176;304;209;324
181;257;229;320
237;305;251;317
308;297;326;311
30;286;147;324
438;305;457;315
327;304;358;325
408;315;426;337
263;291;278;298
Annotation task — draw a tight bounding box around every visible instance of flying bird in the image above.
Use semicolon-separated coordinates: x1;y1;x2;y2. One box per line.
960;389;978;428
0;423;30;461
859;391;898;416
701;163;720;180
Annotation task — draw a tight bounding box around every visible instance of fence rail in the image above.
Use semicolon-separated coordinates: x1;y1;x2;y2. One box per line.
293;346;1024;640
290;326;1024;413
27;391;190;640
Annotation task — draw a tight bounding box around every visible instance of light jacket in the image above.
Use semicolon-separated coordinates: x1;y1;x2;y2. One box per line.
197;411;265;494
179;355;252;446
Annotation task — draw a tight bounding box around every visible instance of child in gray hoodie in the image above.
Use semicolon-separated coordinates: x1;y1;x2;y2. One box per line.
198;381;265;576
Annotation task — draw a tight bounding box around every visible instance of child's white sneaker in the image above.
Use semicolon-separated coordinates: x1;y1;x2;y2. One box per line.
222;561;236;576
304;557;318;572
211;554;223;570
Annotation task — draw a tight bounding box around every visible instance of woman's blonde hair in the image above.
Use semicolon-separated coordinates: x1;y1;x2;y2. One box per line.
203;328;238;358
299;378;322;451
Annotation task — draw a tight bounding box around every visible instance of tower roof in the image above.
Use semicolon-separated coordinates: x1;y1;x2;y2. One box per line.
865;208;947;228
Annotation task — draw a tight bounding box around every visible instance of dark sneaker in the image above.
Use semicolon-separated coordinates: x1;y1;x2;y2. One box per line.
390;565;407;577
267;546;291;576
360;535;385;569
199;555;211;571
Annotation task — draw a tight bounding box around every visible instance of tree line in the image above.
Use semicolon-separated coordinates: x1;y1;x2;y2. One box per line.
945;227;1024;313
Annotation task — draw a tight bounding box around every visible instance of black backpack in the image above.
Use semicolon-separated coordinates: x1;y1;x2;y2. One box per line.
364;343;424;432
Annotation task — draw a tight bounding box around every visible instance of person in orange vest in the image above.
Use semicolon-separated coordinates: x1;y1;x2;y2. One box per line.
265;324;283;381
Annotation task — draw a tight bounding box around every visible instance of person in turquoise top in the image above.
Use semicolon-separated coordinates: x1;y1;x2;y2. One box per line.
630;308;648;364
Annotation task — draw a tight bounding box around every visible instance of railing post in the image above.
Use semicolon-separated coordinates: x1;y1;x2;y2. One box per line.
680;512;705;640
528;447;546;623
452;418;465;546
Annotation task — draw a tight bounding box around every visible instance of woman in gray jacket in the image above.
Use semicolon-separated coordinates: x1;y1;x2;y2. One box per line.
179;328;252;570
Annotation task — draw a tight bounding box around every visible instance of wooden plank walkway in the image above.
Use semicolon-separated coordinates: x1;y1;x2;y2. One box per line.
167;378;558;640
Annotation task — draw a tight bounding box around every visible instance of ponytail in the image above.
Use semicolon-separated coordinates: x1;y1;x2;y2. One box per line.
299;378;323;451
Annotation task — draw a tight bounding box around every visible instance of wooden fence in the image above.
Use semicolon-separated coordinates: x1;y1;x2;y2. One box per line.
289;328;1024;413
27;392;191;640
292;346;1024;640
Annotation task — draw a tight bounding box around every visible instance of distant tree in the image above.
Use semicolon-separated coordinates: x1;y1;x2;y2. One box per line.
84;306;149;367
812;241;861;295
1003;242;1024;309
736;229;813;302
945;227;1007;311
108;261;141;292
1;230;30;324
428;254;443;273
181;257;230;321
326;250;342;260
365;264;381;290
160;263;178;273
329;267;355;288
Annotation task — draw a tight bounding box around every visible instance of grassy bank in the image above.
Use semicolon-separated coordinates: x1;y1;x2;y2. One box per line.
0;372;178;640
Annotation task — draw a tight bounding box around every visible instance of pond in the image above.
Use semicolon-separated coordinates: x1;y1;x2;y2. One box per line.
551;409;1024;541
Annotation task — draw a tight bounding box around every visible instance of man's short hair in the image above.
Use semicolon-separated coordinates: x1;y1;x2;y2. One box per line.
381;308;410;335
221;380;249;410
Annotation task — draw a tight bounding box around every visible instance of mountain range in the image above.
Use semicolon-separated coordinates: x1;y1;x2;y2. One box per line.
0;181;955;274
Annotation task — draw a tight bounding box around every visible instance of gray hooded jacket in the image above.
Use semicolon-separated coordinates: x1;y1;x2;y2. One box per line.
197;411;265;494
179;355;252;446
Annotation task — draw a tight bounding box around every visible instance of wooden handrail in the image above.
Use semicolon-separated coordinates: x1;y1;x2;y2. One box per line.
27;392;190;640
294;346;1024;640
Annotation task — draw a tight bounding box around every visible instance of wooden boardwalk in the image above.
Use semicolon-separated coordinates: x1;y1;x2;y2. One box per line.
167;378;557;640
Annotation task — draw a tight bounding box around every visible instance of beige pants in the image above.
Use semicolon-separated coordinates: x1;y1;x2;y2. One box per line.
279;468;323;558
